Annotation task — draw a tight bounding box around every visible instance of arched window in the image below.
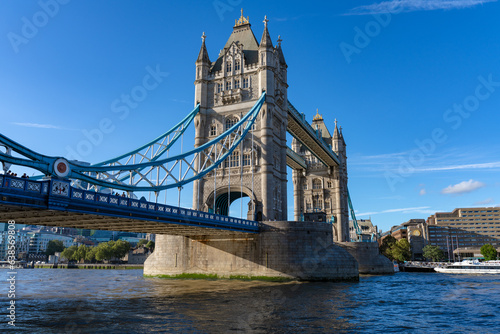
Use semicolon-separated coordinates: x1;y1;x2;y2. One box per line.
210;125;217;137
313;179;322;189
225;117;237;130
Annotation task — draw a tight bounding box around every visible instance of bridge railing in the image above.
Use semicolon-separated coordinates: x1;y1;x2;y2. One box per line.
0;175;259;231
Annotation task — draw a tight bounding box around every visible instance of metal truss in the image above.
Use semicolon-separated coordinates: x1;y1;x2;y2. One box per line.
0;93;266;193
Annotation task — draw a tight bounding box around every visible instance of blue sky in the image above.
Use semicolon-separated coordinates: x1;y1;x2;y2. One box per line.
1;0;499;232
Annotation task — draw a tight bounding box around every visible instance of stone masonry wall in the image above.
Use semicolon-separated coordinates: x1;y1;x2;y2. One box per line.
144;221;359;281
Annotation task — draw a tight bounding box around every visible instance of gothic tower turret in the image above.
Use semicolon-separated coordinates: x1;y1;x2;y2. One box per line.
192;10;288;221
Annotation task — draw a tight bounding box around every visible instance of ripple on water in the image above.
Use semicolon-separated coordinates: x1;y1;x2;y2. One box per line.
2;269;500;333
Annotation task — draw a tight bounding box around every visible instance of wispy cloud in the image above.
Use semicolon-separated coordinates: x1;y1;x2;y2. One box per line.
11;122;78;131
474;198;494;205
347;0;496;15
357;206;432;217
415;161;500;172
351;148;500;174
441;179;485;195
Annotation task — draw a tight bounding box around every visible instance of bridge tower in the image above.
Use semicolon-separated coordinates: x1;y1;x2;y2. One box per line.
192;11;288;221
291;112;350;242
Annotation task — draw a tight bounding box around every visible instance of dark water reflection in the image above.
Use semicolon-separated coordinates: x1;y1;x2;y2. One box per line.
1;269;499;333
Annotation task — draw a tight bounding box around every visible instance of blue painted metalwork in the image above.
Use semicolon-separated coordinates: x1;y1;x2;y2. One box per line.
0;174;259;233
348;189;362;241
0;94;265;192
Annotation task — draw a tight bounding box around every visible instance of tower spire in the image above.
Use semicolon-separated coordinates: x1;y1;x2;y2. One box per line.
333;118;340;139
260;15;272;47
196;32;210;64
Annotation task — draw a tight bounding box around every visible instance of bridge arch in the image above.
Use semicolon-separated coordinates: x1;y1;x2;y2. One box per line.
205;185;259;220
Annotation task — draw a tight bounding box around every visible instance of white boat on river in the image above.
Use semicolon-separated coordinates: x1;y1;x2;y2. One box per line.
434;260;500;274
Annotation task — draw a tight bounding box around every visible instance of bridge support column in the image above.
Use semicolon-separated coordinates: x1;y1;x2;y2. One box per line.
144;221;359;281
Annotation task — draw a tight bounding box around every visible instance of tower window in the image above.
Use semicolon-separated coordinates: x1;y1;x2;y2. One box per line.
210;125;217;137
217;83;222;93
226;81;232;90
235;59;241;71
313;199;323;211
234;79;240;89
225;117;237;130
243;78;249;88
327;181;332;188
226;62;232;73
243;153;251;166
313;179;322;190
225;151;240;168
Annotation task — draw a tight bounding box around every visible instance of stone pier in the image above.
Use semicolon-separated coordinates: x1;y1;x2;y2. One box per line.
338;242;394;275
144;221;359;281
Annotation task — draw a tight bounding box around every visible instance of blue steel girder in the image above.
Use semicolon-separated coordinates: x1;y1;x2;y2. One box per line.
348;188;362;238
0;93;266;193
287;100;340;168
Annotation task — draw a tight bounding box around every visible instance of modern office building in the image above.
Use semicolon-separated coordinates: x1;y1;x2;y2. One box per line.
0;228;31;261
426;207;500;260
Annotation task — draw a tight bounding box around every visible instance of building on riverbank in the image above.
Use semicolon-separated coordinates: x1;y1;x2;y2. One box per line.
349;219;378;242
426;207;500;260
379;219;426;260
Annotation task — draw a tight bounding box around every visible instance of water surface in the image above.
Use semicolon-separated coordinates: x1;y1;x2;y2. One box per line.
1;269;499;333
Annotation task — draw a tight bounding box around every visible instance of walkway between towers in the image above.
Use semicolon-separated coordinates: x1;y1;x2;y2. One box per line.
285;100;340;170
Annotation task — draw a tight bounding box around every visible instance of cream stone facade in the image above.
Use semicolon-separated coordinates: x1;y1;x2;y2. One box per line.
192;12;288;222
291;112;349;242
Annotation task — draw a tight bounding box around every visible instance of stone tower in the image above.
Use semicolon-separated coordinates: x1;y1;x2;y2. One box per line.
192;11;288;221
291;111;350;242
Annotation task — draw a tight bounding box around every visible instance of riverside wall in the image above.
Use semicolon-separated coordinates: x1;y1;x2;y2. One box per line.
338;242;394;275
144;221;359;281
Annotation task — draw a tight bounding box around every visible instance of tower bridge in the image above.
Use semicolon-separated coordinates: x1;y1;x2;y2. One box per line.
0;11;393;280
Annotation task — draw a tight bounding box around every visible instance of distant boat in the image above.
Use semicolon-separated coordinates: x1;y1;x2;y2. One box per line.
393;261;399;272
434;260;500;274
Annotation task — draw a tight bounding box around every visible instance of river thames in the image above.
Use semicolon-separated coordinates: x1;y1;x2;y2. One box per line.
1;269;499;333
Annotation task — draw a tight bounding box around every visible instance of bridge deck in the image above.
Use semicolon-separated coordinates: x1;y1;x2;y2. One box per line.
0;175;258;236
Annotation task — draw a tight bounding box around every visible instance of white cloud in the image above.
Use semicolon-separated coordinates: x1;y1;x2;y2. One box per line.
347;0;497;15
419;188;426;196
441;179;485;195
12;122;62;129
11;122;79;131
474;198;494;205
416;161;500;172
357;206;431;217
